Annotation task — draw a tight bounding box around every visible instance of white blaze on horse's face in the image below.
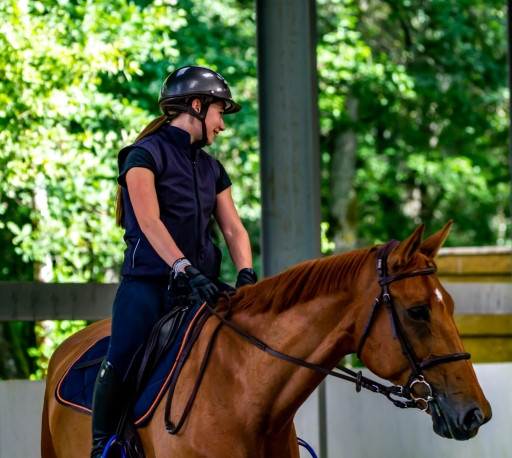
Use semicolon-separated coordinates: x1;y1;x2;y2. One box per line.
435;288;443;302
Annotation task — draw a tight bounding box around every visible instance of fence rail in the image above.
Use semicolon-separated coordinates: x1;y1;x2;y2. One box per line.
0;282;116;321
1;280;511;319
437;245;512;282
2;280;512;362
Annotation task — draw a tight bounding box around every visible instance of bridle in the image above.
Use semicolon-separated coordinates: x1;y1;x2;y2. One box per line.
165;240;470;434
354;240;470;410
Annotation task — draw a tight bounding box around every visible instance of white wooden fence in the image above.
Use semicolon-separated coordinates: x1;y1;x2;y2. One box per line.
294;364;512;458
1;364;510;458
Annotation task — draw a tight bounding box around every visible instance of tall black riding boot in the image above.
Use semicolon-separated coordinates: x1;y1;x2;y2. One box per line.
91;360;126;458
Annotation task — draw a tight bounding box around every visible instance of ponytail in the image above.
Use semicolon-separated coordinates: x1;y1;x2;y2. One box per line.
115;114;174;228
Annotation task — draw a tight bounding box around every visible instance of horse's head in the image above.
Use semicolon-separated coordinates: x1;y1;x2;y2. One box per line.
357;221;491;440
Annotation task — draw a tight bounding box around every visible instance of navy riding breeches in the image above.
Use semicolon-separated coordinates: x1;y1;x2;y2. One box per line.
106;276;170;383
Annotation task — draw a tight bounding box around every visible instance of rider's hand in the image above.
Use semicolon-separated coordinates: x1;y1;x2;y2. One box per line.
168;271;193;307
184;265;219;305
235;268;258;289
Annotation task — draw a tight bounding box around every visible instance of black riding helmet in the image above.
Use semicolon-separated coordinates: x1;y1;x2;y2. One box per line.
159;65;241;147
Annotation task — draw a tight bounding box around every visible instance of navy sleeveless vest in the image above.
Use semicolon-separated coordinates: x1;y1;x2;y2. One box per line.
118;125;222;279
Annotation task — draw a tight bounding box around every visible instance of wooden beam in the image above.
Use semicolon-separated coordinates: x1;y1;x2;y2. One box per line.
0;282;117;321
256;0;322;277
455;314;512;363
2;281;512;320
2;284;512;363
437;246;512;282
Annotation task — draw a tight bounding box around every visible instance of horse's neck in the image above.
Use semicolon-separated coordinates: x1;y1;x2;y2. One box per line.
229;286;365;427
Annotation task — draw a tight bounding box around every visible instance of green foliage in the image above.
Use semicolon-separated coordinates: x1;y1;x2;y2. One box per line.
28;320;87;379
0;322;37;379
0;0;259;284
1;0;259;378
317;0;509;247
0;0;508;378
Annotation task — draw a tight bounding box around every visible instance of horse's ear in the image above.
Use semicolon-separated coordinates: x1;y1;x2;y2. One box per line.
388;223;425;269
420;220;453;260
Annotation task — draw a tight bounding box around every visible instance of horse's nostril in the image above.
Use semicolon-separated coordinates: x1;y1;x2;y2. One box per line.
463;407;484;431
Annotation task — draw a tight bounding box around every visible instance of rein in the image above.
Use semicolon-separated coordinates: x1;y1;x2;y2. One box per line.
164;241;471;434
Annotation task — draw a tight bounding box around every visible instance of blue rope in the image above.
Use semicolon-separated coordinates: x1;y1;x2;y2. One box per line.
297;437;318;458
101;435;126;458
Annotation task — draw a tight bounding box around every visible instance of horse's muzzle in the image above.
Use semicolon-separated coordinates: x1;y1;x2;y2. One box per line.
429;398;492;440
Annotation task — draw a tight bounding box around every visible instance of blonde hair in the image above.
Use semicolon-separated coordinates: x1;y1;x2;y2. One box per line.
115;113;179;228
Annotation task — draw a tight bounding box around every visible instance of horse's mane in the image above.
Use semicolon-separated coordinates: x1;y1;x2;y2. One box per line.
220;246;378;315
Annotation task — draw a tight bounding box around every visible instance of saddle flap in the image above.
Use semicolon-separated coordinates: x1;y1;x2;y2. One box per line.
55;302;207;427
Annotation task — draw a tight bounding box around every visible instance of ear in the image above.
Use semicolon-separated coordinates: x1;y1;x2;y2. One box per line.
191;98;202;113
388;223;425;269
420;220;453;260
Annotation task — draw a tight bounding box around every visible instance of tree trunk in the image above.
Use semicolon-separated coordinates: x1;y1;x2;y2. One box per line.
328;97;359;252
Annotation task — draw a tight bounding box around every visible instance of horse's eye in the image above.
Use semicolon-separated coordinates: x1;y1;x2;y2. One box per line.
407;306;430;322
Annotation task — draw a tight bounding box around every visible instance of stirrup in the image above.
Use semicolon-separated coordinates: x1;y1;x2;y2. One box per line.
102;435;126;458
297;437;318;458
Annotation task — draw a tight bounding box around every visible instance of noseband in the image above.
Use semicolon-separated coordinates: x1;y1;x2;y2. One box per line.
355;240;470;410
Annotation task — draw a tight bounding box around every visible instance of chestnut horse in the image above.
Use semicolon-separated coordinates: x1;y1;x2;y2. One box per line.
41;222;491;457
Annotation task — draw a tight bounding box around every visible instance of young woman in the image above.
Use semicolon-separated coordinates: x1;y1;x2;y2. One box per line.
91;65;257;457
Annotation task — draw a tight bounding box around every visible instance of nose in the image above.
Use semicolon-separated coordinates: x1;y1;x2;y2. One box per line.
219;119;226;131
461;405;489;433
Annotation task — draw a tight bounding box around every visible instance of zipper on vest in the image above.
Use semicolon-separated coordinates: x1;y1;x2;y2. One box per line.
192;160;201;266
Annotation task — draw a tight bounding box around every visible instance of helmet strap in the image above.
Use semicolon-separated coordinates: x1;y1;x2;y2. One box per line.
162;96;213;148
189;95;213;148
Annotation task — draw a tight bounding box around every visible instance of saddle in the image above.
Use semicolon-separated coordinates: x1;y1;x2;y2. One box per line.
56;290;210;457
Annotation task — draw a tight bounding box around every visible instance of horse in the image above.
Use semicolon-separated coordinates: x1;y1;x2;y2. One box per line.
41;222;492;457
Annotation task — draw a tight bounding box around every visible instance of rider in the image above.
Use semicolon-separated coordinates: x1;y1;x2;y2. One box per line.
91;65;257;457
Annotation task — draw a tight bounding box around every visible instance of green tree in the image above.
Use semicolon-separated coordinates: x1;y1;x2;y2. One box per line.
0;0;508;378
317;0;509;249
0;0;259;378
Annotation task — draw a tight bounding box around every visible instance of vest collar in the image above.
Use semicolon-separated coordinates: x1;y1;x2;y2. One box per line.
163;125;200;159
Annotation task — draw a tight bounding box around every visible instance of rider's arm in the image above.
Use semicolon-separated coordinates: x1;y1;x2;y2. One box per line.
125;167;186;270
214;187;252;272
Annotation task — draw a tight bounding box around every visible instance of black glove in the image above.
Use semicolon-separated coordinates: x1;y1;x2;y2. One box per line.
184;265;219;305
235;268;258;289
168;271;195;309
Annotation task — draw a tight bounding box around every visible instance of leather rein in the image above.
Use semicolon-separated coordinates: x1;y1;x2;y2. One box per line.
164;241;470;434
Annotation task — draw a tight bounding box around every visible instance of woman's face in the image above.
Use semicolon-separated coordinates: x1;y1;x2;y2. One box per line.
204;101;226;146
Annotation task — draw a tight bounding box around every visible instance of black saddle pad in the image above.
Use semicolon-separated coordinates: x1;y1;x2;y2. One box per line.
55;302;206;427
